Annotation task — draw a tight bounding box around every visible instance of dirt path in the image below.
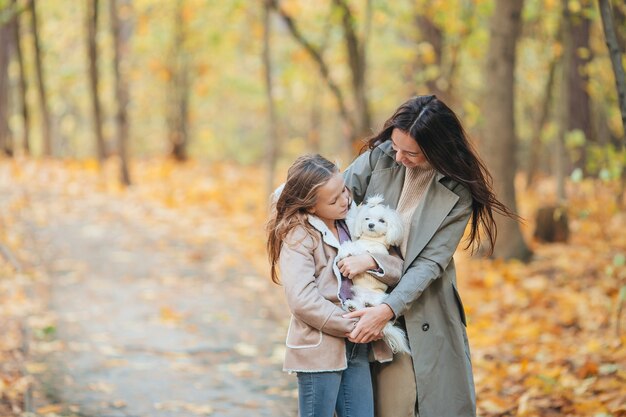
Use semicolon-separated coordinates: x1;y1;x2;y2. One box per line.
7;177;297;416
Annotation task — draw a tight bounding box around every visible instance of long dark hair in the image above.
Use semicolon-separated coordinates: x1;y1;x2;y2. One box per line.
365;95;517;255
266;154;339;284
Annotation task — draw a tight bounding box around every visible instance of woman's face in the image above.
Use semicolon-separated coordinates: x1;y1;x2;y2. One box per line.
391;128;429;169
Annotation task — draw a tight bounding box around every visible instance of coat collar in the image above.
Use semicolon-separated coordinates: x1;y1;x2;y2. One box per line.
402;174;458;272
376;141;458;270
306;214;341;249
306;202;358;250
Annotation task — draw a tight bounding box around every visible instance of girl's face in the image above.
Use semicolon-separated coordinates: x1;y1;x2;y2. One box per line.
391;128;429;169
309;173;350;224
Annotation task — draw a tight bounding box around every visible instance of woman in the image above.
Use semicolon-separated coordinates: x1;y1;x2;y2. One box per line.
342;95;516;417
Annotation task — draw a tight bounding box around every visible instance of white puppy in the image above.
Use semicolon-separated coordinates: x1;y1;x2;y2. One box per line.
337;195;411;355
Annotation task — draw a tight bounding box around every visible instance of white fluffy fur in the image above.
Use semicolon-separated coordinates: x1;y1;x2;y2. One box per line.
337;195;411;355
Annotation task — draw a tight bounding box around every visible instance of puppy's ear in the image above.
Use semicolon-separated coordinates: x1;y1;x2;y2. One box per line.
351;204;366;238
384;208;404;246
366;194;385;208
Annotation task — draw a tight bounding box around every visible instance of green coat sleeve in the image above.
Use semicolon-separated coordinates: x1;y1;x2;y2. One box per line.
383;182;472;318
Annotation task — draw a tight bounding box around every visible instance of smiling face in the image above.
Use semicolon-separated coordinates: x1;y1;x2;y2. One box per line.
309;173;350;227
391;128;429;169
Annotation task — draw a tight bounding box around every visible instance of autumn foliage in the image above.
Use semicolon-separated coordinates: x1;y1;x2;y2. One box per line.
1;158;625;416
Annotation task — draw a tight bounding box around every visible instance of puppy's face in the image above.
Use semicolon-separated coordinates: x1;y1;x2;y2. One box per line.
359;205;392;238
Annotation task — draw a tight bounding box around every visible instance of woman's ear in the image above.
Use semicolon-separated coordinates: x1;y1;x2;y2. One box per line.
384;209;404;246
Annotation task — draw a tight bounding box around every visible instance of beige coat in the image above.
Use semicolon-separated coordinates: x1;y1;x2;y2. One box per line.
279;212;403;372
344;142;477;417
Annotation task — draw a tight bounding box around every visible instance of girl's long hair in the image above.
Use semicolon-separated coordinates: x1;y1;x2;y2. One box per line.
266;154;339;284
365;95;518;255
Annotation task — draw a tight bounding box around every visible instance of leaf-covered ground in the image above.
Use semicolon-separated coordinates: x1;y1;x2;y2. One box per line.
1;158;625;416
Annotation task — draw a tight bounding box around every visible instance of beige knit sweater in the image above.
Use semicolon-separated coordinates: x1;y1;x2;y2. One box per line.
396;165;436;256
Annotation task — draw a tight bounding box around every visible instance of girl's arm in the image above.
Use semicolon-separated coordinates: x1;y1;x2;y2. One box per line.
342;148;403;285
338;252;403;287
280;227;357;338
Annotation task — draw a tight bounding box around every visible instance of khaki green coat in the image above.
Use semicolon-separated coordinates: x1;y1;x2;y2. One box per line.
344;142;476;417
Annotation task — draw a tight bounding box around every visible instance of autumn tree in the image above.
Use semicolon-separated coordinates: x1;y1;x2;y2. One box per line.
86;0;107;164
0;7;13;157
563;0;594;173
263;0;279;197
598;0;626;202
110;0;131;185
29;0;53;156
166;0;191;162
482;0;532;260
268;0;372;148
12;0;29;155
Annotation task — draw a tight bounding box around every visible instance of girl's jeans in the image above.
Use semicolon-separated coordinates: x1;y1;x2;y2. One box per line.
296;341;374;417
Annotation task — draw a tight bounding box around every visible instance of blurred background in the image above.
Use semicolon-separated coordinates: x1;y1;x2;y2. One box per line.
0;0;625;416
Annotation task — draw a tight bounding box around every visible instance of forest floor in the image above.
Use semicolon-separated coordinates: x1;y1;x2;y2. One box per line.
1;158;626;417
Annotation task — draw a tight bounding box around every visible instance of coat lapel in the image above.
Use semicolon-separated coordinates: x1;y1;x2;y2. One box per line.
403;173;459;272
307;215;341;249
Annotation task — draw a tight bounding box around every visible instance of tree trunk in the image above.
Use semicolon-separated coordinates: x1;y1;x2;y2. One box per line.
110;0;131;185
12;0;29;155
30;0;52;156
87;0;106;164
269;0;356;148
598;0;626;204
564;3;593;172
262;0;279;198
333;0;371;146
612;0;625;52
482;0;531;261
526;56;558;189
0;13;13;157
598;0;626;138
166;0;190;162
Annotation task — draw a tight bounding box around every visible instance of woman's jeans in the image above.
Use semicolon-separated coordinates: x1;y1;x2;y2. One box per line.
296;341;374;417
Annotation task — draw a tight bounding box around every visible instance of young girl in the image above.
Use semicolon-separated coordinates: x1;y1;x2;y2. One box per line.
266;154;403;417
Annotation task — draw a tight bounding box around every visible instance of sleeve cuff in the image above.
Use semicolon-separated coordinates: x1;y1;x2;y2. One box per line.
368;254;385;277
383;295;403;320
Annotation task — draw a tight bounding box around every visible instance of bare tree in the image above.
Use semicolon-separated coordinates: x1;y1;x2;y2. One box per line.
30;0;52;156
0;11;13;157
482;0;532;260
166;0;190;162
526;57;558;189
87;0;107;163
333;0;371;144
110;0;131;185
598;0;626;135
563;2;593;172
598;0;626;202
263;0;279;197
12;0;29;155
268;0;373;148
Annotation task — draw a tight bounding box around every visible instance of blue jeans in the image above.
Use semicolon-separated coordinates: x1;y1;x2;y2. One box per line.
297;341;374;417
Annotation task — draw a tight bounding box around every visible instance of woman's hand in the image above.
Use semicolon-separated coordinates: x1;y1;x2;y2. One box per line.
343;304;395;343
337;254;377;279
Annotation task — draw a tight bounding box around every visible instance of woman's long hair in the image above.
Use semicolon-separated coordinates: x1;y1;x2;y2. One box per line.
266;154;339;284
365;95;517;255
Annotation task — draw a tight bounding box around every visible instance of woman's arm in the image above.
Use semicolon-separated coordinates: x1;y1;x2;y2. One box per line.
346;182;472;343
383;183;471;318
280;228;357;337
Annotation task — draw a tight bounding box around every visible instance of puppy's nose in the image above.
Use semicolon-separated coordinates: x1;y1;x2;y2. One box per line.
368;223;375;229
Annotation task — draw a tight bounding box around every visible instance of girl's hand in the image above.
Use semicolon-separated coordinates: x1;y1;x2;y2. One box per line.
337;254;377;279
343;304;395;343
